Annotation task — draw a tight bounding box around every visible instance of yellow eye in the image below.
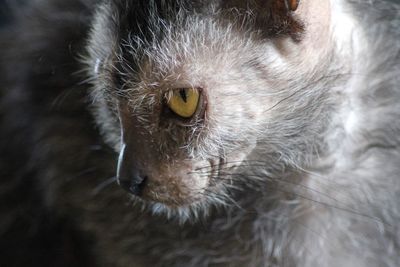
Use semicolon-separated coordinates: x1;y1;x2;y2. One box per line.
166;88;200;118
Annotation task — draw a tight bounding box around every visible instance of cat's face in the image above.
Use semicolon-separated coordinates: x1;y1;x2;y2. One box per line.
86;0;333;216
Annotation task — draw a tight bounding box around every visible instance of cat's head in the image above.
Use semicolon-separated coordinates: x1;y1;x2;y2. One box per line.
85;0;335;219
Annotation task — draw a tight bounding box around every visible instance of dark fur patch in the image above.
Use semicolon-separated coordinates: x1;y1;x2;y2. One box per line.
222;0;305;41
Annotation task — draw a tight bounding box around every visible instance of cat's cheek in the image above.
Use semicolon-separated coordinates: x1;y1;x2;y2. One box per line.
137;161;212;207
226;141;258;169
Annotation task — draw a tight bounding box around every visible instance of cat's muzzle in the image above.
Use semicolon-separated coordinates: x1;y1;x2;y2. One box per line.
116;142;215;207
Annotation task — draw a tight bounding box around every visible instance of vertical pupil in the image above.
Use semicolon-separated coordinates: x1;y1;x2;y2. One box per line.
179;89;187;103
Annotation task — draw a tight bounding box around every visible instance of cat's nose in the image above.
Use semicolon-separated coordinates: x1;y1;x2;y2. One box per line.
116;144;148;196
117;170;148;196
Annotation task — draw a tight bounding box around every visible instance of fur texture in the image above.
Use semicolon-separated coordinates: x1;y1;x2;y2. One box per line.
0;0;399;266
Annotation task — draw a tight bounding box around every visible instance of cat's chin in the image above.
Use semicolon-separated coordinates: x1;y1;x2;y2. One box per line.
130;183;230;223
135;197;217;223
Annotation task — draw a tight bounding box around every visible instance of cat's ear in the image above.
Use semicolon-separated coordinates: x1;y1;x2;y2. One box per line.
221;0;304;41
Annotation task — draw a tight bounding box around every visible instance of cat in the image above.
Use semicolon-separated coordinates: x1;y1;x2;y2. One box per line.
0;0;399;266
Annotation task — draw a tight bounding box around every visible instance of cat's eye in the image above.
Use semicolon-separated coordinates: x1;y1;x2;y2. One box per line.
166;88;200;118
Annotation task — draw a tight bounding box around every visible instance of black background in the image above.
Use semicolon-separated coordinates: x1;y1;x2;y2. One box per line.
0;0;27;26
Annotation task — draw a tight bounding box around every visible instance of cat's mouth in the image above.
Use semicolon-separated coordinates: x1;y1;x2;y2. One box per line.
117;144;229;208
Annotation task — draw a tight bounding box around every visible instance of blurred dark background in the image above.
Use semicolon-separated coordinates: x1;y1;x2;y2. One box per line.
0;0;11;25
0;0;27;26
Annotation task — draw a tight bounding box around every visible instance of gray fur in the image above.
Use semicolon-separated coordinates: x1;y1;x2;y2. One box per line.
0;0;399;266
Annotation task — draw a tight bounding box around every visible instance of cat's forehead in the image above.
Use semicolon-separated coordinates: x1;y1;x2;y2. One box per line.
92;0;303;56
108;0;303;46
87;0;304;97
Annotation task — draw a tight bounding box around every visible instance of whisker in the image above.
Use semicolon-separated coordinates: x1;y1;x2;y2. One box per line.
207;172;389;226
275;187;389;226
91;176;118;196
66;167;97;182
